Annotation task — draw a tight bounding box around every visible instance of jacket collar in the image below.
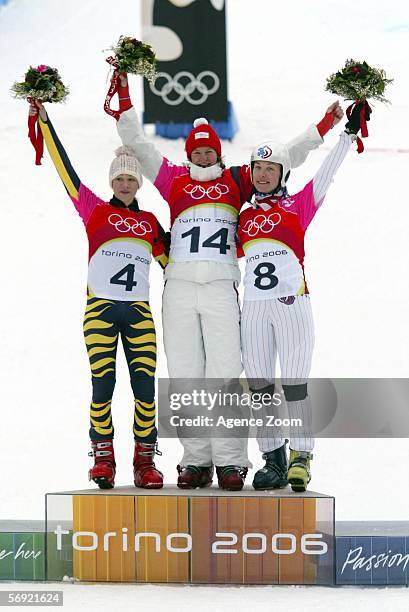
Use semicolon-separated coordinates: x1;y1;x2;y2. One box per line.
252;193;277;211
188;162;223;182
109;196;140;212
252;185;289;210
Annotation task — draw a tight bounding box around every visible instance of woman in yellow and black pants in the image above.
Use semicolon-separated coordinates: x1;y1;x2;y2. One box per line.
31;99;168;489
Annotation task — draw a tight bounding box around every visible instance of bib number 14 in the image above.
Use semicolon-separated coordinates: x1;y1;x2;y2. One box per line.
110;264;137;292
181;227;231;254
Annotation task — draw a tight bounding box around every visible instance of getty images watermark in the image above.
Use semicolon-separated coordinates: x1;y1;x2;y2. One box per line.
167;387;302;431
158;378;409;439
0;592;63;606
169;387;282;411
158;378;309;438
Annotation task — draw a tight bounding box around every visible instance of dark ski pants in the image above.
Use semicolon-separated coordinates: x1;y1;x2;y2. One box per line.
84;297;157;442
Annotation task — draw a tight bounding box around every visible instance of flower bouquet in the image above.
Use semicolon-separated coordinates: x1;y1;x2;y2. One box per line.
325;59;393;152
104;36;157;120
11;64;69;103
12;65;69;164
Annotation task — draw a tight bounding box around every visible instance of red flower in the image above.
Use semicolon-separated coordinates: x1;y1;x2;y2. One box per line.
35;64;49;73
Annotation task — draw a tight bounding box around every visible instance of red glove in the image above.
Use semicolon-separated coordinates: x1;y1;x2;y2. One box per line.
316;111;335;138
103;68;132;120
118;74;133;113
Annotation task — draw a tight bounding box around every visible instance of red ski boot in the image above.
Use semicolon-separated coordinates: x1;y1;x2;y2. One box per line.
216;466;248;491
88;439;116;489
177;465;214;489
133;442;163;489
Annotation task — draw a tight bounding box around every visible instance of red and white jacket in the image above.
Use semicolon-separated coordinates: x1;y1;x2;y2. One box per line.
237;132;353;300
117;107;324;283
39;115;168;301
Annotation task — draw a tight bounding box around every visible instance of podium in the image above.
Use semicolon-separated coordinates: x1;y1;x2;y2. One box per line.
0;521;45;581
336;521;409;586
4;490;409;587
45;486;334;585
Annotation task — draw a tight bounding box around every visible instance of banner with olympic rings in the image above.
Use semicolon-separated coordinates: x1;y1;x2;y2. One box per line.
142;0;229;123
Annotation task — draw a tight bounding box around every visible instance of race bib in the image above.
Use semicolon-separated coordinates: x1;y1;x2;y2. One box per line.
87;238;151;300
243;239;305;300
170;204;238;264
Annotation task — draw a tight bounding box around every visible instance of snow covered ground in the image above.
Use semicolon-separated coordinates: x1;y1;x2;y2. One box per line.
4;581;409;612
0;0;409;608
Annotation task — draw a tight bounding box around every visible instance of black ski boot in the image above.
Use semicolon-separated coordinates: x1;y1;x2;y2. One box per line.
252;443;288;490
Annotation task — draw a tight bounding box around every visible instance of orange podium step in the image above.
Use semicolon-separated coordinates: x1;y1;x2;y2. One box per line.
45;486;334;585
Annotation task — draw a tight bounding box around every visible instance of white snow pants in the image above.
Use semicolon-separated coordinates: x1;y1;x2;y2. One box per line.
163;279;249;467
241;296;315;453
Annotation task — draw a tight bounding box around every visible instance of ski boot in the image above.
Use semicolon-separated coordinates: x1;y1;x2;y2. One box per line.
216;466;248;491
288;449;312;492
252;444;288;490
88;439;116;489
133;442;163;489
177;465;214;489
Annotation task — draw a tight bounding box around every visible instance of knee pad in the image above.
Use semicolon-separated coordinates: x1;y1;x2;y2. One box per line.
91;374;116;403
282;383;308;402
250;384;276;410
250;383;275;397
130;373;155;402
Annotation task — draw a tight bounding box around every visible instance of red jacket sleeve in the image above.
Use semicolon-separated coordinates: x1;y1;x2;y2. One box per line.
151;216;169;269
229;164;254;205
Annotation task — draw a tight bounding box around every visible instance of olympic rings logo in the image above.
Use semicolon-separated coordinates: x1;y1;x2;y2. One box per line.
183;183;230;200
108;214;153;236
241;212;282;237
150;71;220;106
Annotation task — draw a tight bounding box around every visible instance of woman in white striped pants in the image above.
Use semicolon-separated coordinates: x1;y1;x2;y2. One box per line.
238;106;361;491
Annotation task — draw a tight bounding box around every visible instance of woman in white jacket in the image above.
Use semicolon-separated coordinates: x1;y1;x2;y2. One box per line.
112;73;342;490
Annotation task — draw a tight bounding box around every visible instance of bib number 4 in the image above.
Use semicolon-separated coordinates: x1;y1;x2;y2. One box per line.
181;227;231;255
110;264;137;292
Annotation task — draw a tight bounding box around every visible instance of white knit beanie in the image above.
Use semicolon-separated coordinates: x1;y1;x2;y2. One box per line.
109;145;143;188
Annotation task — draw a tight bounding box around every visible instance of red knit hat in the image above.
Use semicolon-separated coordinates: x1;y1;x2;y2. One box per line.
185;118;222;159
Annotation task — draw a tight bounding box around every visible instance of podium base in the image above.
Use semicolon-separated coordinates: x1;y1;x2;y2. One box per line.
45;485;334;585
0;521;45;581
336;521;409;585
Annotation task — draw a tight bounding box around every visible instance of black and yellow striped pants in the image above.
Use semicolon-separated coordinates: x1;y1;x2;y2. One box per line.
84;297;157;442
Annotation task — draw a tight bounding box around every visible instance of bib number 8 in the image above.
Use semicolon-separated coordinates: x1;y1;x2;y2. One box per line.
110;264;137;292
254;262;278;290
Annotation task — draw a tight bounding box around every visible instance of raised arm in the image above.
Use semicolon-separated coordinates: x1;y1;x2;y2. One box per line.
114;75;187;204
115;75;166;183
293;128;354;230
286;101;344;168
312;131;353;205
32;101;81;197
32;101;102;223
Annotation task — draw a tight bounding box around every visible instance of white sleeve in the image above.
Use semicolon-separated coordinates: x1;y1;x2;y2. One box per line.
312;131;353;206
286;124;323;169
116;107;164;182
